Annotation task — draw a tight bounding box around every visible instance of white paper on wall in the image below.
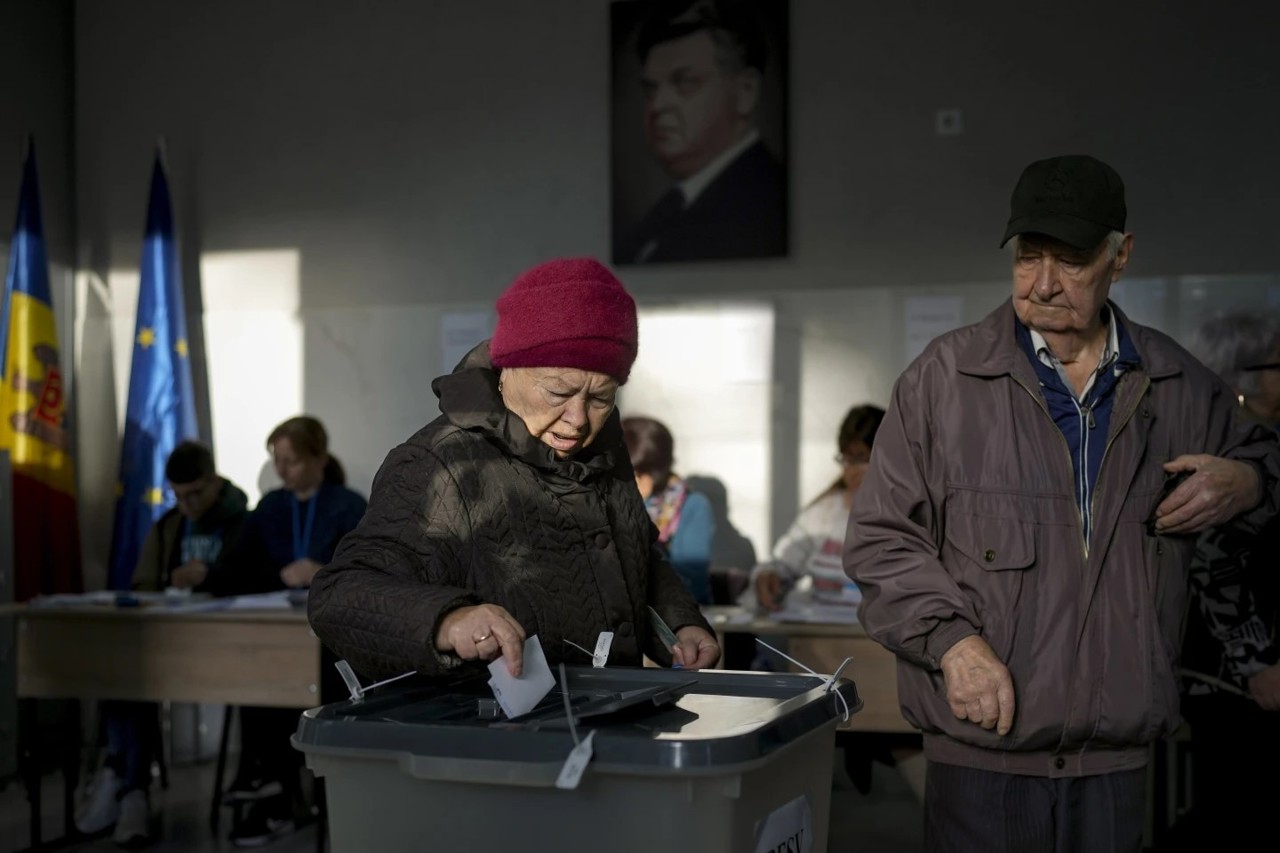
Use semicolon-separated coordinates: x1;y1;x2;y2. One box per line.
904;296;965;366
440;309;493;375
1110;279;1168;331
719;304;774;384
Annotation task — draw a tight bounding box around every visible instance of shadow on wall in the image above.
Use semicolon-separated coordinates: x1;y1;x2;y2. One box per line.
684;475;756;605
257;458;280;500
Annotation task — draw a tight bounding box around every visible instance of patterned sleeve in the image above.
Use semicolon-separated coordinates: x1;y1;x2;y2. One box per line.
1189;524;1277;685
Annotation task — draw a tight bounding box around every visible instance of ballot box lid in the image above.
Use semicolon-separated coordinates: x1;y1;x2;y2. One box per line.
294;665;861;773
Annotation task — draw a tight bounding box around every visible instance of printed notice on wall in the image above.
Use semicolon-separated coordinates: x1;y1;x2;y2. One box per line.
1109;279;1167;332
440;309;494;376
904;296;965;367
719;303;774;384
754;794;813;853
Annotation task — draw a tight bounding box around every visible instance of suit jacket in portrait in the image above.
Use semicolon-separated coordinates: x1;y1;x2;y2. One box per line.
617;139;787;264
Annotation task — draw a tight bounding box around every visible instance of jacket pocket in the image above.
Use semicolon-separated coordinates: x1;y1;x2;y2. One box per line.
943;513;1035;662
1142;530;1193;738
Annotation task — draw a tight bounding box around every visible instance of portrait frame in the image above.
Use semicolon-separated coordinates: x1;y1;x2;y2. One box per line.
610;0;790;266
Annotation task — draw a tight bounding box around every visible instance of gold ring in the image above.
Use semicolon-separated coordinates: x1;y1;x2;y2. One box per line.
475;632;492;643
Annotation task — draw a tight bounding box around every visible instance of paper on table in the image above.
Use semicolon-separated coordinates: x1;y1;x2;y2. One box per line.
224;590;294;611
487;635;555;719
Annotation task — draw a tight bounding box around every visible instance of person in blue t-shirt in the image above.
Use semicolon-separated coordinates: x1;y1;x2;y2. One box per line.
76;441;250;847
211;416;366;848
622;416;714;604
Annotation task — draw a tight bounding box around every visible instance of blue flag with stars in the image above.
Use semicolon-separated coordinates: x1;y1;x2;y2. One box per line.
107;151;198;590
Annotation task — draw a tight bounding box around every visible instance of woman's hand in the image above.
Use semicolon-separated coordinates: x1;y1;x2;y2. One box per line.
755;569;785;611
672;625;720;670
280;558;322;588
436;604;527;676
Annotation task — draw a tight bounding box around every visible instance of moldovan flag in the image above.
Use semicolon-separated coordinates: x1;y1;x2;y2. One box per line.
0;142;83;600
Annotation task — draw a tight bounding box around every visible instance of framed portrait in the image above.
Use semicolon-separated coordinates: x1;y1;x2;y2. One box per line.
610;0;790;266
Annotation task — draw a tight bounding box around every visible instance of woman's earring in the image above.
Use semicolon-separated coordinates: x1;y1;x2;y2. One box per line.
1238;393;1246;408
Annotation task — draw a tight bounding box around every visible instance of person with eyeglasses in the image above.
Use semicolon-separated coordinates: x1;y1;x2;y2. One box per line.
748;404;885;612
76;441;250;847
1176;312;1280;845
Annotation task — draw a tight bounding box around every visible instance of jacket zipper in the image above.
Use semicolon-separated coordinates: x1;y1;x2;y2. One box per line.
1011;374;1089;559
1087;375;1151;540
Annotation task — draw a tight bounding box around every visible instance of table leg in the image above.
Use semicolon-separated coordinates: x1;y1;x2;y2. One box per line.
210;705;232;834
20;699;43;850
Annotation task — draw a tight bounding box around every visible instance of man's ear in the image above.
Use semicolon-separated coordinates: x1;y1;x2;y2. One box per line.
1112;233;1134;279
734;68;761;117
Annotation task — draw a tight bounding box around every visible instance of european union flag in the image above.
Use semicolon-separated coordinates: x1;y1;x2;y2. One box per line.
107;151;198;590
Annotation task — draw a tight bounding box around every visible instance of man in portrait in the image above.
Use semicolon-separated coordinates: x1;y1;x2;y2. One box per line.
613;0;787;265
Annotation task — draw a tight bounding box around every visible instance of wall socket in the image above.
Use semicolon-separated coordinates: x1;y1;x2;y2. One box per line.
935;108;963;136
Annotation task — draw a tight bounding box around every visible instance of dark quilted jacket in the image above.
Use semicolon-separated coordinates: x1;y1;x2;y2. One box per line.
308;343;712;679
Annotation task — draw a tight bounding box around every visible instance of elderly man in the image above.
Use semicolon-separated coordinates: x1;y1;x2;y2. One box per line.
845;154;1280;852
615;0;785;264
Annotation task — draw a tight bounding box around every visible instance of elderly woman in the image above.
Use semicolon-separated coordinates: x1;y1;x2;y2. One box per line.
309;258;719;680
1179;312;1280;844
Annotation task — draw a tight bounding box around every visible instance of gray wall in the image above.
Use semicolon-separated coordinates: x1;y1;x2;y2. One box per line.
1;0;74;272
73;0;1280;303
64;0;1280;580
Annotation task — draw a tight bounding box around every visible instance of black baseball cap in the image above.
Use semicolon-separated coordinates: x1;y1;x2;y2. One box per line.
1000;155;1127;250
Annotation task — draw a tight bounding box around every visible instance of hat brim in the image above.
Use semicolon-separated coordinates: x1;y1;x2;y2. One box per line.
1000;212;1114;251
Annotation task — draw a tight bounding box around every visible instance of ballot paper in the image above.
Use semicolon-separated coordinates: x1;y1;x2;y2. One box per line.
487;635;555;719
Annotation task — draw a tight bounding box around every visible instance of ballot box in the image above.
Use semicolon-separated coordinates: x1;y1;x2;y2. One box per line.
293;665;861;853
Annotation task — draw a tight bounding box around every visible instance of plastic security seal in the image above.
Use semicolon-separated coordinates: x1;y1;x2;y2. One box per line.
333;659;417;703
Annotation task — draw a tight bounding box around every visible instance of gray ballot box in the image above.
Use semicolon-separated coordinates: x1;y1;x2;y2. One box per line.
293;665;861;853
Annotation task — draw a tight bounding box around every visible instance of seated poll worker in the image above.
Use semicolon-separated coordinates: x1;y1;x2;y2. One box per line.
844;154;1280;852
76;441;250;847
210;416;367;848
310;257;720;679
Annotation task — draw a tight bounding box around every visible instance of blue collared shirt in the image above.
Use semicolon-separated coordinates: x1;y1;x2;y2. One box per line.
1017;305;1142;549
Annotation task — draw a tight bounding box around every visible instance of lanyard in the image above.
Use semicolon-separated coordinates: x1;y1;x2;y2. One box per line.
291;493;318;562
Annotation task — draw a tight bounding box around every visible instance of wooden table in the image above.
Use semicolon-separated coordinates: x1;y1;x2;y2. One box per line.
702;605;915;734
5;602;321;851
14;605;321;708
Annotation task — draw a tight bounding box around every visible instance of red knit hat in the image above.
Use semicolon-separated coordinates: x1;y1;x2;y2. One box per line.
489;258;639;383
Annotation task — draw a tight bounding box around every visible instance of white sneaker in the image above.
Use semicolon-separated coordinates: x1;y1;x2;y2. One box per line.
75;766;122;835
112;789;151;848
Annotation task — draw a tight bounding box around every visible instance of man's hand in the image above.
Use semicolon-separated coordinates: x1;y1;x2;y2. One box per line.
939;634;1016;735
672;625;720;670
170;560;208;589
1154;455;1260;534
280;558;323;588
1248;663;1280;712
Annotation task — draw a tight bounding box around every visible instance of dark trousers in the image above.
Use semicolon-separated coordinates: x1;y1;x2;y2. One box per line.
101;700;158;792
925;760;1146;853
237;706;306;816
1179;693;1280;845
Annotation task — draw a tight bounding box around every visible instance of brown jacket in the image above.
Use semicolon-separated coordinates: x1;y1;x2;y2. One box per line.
309;343;711;680
846;300;1280;776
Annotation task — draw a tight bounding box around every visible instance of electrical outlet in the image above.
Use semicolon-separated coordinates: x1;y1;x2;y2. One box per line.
935;108;963;136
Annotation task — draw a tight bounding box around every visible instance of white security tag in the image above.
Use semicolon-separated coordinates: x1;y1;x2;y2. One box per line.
334;660;365;701
555;729;596;790
592;632;614;668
